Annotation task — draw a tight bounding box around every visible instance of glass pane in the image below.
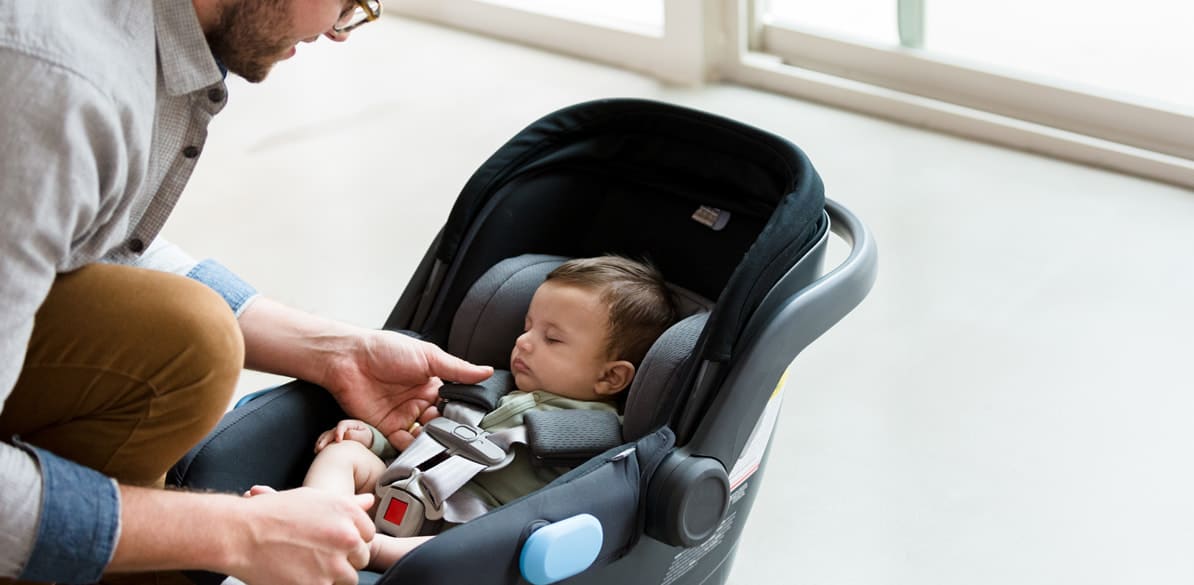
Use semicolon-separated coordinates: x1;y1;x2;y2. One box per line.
765;0;899;46
925;0;1193;109
477;0;664;33
766;0;1193;110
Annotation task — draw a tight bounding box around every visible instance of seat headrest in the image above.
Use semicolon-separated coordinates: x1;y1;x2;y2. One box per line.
621;311;708;441
448;254;568;368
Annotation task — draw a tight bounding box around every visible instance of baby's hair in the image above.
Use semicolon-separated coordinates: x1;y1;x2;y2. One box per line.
545;255;678;366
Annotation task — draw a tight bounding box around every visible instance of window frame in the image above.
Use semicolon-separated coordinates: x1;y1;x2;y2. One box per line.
717;0;1193;187
391;0;1194;188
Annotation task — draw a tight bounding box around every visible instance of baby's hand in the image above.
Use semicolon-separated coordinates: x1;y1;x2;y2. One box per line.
242;485;278;498
314;419;375;453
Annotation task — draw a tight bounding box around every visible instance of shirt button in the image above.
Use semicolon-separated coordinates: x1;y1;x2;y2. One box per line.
207;87;226;102
128;238;145;253
182;145;201;158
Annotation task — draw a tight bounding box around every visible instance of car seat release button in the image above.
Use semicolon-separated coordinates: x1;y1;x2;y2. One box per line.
425;417;506;466
520;514;604;585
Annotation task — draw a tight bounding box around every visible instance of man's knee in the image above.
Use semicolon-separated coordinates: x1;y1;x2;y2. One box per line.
8;265;246;484
153;276;245;429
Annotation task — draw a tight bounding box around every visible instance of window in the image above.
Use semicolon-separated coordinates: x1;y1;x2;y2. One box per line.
474;0;664;35
392;0;1194;188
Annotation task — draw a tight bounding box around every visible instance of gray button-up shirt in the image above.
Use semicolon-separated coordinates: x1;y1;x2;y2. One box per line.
0;1;248;580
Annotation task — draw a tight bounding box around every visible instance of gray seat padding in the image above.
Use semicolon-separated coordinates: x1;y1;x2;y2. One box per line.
448;255;567;368
622;312;708;441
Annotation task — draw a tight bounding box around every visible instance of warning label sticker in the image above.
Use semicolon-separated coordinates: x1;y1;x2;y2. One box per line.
727;368;789;490
662;510;738;585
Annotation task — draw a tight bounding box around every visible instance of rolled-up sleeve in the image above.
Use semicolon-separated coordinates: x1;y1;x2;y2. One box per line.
135;238;260;316
0;443;43;577
14;443;121;584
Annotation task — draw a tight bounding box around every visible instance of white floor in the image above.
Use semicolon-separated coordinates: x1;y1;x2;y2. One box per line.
163;16;1194;585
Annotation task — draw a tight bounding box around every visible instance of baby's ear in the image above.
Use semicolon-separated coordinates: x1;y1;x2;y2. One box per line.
596;361;636;396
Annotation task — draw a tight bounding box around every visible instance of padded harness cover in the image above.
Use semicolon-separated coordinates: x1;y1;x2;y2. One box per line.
524;410;623;467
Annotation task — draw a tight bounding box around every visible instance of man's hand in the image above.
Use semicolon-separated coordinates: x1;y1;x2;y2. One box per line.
314;419;375;453
229;487;375;585
323;330;492;450
236;298;492;450
110;484;375;585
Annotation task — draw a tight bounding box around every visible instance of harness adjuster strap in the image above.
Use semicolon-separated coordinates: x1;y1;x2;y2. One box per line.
423;417;506;466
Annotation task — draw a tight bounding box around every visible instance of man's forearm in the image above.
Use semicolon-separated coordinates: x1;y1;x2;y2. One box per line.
108;486;246;573
237;296;361;388
110;485;376;583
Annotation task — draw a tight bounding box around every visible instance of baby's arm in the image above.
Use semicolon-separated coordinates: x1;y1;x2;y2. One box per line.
314;419;376;453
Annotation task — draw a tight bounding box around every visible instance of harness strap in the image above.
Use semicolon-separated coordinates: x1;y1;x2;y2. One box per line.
374;371;620;536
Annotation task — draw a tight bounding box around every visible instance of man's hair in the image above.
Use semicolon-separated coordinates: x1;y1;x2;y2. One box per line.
545;256;678;366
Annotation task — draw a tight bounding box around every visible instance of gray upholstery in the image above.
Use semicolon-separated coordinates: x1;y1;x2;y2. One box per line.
525;410;624;466
448;255;567;367
447;254;713;443
622;312;708;441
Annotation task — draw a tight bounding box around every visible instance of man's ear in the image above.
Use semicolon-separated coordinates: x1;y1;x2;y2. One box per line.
595;360;636;396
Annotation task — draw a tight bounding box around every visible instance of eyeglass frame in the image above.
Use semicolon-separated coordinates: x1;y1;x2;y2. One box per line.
332;0;383;35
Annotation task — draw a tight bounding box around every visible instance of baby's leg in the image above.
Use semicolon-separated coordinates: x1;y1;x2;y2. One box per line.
304;440;387;498
369;535;434;571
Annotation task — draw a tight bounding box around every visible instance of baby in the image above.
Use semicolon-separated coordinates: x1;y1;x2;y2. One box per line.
303;255;677;569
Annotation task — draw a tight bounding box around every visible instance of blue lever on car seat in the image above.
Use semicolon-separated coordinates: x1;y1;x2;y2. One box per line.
519;513;603;585
233;386;277;409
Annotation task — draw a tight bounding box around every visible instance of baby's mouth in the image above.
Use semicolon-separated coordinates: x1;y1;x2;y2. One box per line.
512;357;530;374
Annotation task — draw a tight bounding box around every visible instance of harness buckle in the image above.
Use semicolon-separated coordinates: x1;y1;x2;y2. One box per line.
375;473;435;537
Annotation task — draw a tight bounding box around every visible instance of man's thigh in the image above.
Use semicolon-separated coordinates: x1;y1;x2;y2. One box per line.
0;263;244;485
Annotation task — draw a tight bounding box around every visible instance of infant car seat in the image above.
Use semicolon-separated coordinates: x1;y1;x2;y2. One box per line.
170;98;878;585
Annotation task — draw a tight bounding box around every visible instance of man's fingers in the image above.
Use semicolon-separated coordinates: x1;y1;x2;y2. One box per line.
333;562;361;585
418;405;439;425
347;540;371;571
426;347;493;385
394;429;421;451
353;493;378;538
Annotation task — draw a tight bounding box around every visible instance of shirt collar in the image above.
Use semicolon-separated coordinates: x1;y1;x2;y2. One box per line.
155;0;225;96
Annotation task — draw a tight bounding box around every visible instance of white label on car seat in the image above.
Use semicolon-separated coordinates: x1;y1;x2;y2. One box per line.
727;368;788;490
691;206;731;231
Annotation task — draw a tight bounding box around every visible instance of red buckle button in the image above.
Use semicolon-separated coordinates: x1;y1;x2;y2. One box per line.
383;498;409;525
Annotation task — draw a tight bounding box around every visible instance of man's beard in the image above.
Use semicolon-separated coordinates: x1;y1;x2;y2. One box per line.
206;0;294;83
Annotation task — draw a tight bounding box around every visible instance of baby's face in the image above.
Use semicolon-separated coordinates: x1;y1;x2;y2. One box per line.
510;281;614;401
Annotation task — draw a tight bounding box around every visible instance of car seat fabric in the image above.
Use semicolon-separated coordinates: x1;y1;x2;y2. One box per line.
396;100;823;351
622;312;707;442
448;254;566;368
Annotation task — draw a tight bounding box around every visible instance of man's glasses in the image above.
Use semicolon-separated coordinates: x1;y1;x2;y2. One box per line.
333;0;383;36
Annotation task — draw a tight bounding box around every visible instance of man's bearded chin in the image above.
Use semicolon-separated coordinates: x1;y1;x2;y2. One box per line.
206;2;292;83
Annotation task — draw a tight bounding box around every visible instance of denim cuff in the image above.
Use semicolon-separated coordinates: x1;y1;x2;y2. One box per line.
17;443;120;584
186;258;260;317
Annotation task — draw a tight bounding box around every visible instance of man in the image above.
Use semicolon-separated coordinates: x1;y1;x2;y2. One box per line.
0;1;492;584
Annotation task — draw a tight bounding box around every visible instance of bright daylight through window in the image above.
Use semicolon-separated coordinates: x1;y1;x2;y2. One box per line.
395;0;1194;188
